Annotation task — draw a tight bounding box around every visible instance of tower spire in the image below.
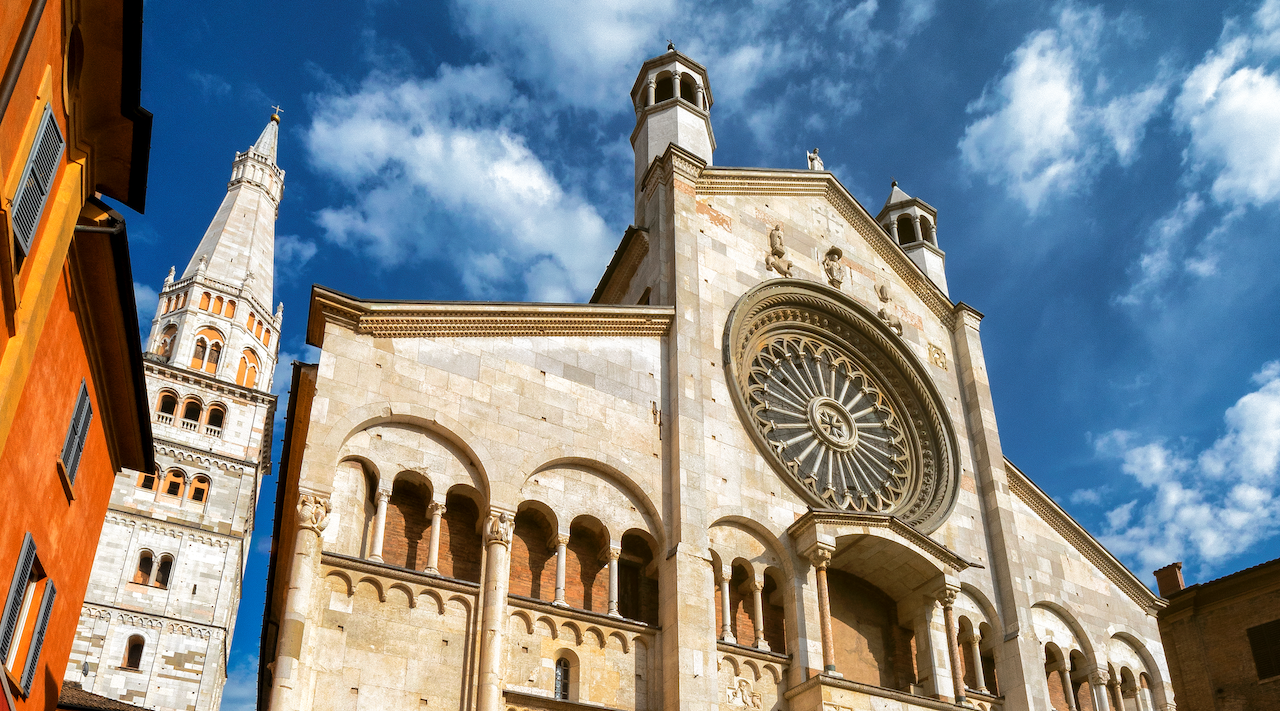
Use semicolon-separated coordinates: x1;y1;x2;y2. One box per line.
180;113;285;314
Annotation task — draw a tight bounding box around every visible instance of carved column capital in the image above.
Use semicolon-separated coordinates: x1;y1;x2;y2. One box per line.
484;511;514;548
935;586;959;609
550;533;570;550
605;547;622;563
298;494;332;534
1090;669;1110;687
427;501;446;516
375;488;391;504
808;547;832;570
748;579;765;593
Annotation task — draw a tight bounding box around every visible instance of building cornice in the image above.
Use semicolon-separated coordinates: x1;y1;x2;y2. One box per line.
103;509;244;546
307;286;675;347
1005;458;1165;613
696;167;956;329
79;603;226;640
143;358;277;406
787;510;974;573
151;435;261;475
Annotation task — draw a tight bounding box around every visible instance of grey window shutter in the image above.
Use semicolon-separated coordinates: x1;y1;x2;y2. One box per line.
60;381;93;485
0;533;36;662
10;105;65;258
19;580;54;694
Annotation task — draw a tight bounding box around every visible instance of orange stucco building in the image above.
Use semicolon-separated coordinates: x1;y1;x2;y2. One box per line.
0;0;152;708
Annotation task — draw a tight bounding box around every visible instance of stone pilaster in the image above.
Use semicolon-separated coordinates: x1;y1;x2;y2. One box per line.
268;493;330;711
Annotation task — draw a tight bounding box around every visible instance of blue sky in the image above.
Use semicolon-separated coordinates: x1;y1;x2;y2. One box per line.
118;1;1280;707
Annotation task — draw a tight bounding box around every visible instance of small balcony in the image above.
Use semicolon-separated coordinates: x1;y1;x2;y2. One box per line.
180;418;199;432
155;412;174;426
204;425;222;437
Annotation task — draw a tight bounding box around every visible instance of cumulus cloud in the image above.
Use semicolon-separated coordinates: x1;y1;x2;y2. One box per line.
1114;194;1205;305
133;282;159;319
1174;1;1280;209
1093;361;1280;577
306;64;615;301
275;234;318;283
959;4;1169;212
220;654;259;711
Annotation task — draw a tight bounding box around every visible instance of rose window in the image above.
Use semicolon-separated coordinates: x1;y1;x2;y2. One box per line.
746;335;910;511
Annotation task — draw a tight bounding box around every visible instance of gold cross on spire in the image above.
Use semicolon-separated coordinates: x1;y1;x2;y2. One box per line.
271;105;284;123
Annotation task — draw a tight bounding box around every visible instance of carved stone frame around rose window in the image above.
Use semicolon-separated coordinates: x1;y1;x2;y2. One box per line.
723;279;960;533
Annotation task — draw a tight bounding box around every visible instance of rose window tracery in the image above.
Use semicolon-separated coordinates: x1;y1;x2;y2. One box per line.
747;335;910;511
723;280;960;532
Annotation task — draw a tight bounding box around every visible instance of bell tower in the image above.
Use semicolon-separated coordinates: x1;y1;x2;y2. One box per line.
66;113;284;711
876;180;948;296
629;45;715;196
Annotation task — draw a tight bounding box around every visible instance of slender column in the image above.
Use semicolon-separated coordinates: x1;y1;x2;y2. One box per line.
1090;670;1112;711
938;587;967;705
811;549;836;674
888;218;899;243
1108;680;1124;711
606;547;622;618
476;512;514;711
671;71;681;101
268;494;331;710
369;488;390;562
1053;663;1078;711
647;78;656;106
911;214;922;243
424;501;445;574
552;534;569;606
965;634;987;692
750;579;769;651
718;567;736;644
696;83;705;110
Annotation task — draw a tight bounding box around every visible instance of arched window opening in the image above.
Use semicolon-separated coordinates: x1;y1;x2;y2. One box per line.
190;338;207;369
654;74;674;103
123;636;144;669
918;216;934;246
254;322;263;339
157;393;178;416
383;478;433;570
247;312;256;331
163;297;172;314
206;406;225;434
978;622;999;696
206;343;221;373
162;470;185;497
182;400;202;424
155;555;173;589
727;563;753;646
198;292;211;310
212;296;224;315
896;215;917;245
680;76;697;103
225;300;236;318
176;292;186;309
155;325;177;360
189;476;210;504
566;518;608;613
761;570;786;653
554;657;571;700
618;533;657;625
237;350;261;388
511;507;556;601
133;552;153;585
137;470;157;490
438;490;483;583
263;328;271;346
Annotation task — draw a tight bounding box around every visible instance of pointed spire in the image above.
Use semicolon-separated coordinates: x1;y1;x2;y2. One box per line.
253;112;280;166
883;179;912;210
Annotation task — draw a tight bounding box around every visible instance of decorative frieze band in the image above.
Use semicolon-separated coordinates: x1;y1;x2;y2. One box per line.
105;512;236;548
153;438;257;476
1005;459;1163;613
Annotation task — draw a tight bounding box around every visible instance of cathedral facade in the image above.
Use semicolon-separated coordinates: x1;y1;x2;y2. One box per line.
64;116;284;710
261;50;1172;711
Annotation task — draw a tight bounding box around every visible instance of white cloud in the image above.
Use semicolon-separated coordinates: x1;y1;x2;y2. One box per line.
306;65;615;301
1095;361;1280;577
273;346;322;400
133;282;159;318
1114;193;1205;305
276;234;317;283
220;654;259;711
959;4;1169;212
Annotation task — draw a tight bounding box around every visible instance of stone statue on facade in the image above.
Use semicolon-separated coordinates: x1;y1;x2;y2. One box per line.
484;511;514;547
823;247;844;288
765;225;793;277
876;284;904;336
807;147;823;171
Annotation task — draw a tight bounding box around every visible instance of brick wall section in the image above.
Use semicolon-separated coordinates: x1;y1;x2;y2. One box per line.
827;569;910;689
729;565;755;647
511;510;556;601
382;480;431;570
565;523;607;613
436;493;482;583
762;575;785;652
1046;667;1068;711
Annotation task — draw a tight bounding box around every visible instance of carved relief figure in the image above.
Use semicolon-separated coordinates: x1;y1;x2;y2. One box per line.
876;284;904;336
484;511;514;546
807;147;824;171
765;224;793;277
823;246;844;288
726;677;763;708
